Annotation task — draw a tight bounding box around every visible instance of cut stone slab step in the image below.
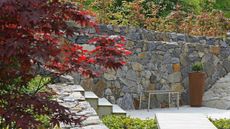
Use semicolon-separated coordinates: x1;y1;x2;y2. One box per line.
112;104;126;116
85;91;99;111
98;98;112;118
98;98;113;107
156;113;217;129
85;91;99;99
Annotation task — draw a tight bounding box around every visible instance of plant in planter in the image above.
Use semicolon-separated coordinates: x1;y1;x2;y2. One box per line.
189;62;206;107
191;62;204;72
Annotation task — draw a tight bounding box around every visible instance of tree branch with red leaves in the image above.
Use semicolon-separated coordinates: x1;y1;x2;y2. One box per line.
0;0;131;128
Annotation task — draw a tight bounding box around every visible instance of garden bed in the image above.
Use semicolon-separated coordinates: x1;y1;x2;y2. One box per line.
102;115;230;129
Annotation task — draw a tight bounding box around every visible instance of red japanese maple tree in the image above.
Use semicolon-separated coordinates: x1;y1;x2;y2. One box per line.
0;0;131;128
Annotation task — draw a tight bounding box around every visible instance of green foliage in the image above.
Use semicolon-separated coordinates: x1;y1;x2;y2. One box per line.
76;0;230;37
210;118;230;129
35;115;51;128
181;0;230;18
214;0;230;18
102;115;158;129
0;75;51;96
153;0;179;17
82;0;95;8
108;1;134;26
181;0;200;12
79;0;230;17
21;75;51;94
192;62;204;72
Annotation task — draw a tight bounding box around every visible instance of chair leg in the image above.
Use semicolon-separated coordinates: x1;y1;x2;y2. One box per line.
148;93;151;112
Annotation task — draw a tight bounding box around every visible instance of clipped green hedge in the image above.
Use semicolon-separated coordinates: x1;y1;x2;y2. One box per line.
210;118;230;129
102;115;158;129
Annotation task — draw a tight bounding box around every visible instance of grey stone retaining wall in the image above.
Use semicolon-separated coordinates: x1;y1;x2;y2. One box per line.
71;25;230;110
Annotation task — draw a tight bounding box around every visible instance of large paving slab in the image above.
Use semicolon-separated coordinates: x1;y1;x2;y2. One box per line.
156;113;217;129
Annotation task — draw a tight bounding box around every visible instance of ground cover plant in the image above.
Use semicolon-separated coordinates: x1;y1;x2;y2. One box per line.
0;0;131;128
102;115;158;129
210;118;230;129
102;115;230;129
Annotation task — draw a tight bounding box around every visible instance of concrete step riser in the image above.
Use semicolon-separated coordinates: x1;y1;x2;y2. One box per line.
85;91;99;112
98;106;112;118
98;98;113;118
85;98;98;111
112;104;126;116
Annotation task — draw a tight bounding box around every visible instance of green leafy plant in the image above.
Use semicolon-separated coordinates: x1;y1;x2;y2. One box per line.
210;118;230;129
102;115;158;129
192;62;204;72
21;75;51;94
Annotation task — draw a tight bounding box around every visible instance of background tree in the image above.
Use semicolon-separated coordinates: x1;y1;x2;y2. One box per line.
0;0;131;128
214;0;230;18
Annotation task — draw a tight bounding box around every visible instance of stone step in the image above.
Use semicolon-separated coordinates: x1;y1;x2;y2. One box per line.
98;98;113;106
85;91;99;111
112;104;126;116
98;98;112;118
85;91;99;99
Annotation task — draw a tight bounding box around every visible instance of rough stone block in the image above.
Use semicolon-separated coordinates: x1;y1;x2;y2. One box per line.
132;62;143;71
173;64;181;72
210;46;220;55
168;72;182;83
171;83;184;92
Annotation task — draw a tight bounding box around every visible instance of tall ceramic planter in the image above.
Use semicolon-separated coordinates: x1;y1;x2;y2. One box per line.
189;72;205;107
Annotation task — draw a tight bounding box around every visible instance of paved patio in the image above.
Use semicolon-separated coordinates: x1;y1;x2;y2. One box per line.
126;106;230;120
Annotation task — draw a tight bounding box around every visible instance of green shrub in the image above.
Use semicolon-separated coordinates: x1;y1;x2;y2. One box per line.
102;115;158;129
210;118;230;129
192;62;204;72
21;75;51;94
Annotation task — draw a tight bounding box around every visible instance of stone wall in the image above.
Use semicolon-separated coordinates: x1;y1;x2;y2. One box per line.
71;25;230;110
49;83;108;129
